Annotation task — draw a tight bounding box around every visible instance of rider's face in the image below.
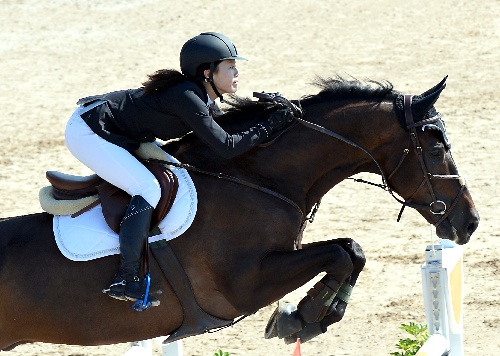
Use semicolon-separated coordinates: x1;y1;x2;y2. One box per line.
211;59;239;95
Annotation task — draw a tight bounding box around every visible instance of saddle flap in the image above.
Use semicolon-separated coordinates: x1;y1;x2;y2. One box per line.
146;161;179;230
97;183;130;234
98;162;179;234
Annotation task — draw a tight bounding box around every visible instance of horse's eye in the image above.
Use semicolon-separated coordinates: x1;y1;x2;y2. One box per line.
431;149;441;157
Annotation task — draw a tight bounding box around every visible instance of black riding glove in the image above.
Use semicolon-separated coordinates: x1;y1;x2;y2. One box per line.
266;107;295;133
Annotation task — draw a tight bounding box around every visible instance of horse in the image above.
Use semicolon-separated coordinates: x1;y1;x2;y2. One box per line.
0;76;479;350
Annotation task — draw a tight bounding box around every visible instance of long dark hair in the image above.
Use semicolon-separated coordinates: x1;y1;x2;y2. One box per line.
142;61;223;94
142;69;187;94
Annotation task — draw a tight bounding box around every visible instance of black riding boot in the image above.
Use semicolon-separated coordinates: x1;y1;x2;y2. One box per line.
107;195;159;306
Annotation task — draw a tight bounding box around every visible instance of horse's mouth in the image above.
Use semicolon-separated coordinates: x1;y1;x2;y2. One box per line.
435;219;471;245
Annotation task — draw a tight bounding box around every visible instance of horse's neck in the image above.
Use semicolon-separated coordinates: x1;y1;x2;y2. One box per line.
175;99;403;216
251;101;403;213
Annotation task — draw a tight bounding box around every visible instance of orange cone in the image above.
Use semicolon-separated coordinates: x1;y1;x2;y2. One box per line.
293;338;301;356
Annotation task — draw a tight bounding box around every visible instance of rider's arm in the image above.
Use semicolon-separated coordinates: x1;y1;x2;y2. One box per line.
160;88;272;159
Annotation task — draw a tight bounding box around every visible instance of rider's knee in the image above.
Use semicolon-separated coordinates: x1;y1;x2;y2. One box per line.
132;178;161;208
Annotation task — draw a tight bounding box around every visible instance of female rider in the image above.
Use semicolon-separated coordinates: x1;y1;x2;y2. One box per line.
64;32;294;306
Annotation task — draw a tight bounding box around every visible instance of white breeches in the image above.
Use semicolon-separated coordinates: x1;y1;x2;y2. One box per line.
64;102;161;208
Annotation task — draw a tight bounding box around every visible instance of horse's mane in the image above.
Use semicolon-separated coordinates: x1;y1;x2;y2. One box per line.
303;75;395;103
223;75;395;117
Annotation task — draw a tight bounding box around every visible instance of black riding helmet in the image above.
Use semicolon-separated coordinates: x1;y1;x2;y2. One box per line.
180;32;247;101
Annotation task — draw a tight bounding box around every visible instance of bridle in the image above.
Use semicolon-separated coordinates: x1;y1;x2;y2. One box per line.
259;92;466;228
392;94;467;226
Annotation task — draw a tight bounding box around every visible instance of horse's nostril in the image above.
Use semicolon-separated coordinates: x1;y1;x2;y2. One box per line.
468;216;479;235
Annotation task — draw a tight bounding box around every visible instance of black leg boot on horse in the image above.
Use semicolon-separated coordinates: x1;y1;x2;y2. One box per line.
106;195;160;307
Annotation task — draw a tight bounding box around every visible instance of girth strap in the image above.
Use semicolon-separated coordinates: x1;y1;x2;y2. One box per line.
150;240;233;343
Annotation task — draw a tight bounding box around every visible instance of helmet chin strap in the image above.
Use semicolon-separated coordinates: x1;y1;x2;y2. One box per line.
207;62;224;102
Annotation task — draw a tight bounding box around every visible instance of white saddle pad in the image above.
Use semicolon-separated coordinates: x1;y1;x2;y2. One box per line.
53;161;197;262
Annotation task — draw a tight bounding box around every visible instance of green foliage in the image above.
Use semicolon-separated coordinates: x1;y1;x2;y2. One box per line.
214;350;230;356
390;322;430;356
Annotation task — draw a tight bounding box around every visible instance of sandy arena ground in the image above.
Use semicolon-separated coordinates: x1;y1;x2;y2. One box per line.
0;0;499;355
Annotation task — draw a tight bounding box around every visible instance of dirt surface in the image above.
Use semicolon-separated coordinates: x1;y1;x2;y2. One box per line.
1;0;498;355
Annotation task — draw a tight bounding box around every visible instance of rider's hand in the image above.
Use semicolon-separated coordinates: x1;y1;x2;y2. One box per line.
267;107;295;133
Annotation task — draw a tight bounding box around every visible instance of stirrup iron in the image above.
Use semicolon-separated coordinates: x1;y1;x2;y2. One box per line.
131;273;153;312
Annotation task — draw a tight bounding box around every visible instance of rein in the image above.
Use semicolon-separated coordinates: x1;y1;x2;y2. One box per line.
302;94;465;226
256;92;465;227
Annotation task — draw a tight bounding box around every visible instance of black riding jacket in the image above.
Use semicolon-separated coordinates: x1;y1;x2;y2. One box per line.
78;80;270;158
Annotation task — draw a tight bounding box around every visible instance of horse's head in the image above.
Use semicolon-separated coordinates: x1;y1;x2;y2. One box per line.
389;77;479;244
275;75;479;245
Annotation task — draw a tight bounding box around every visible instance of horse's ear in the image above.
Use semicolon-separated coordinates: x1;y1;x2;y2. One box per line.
420;75;448;98
412;76;447;119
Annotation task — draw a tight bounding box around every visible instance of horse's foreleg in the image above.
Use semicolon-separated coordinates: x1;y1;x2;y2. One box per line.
278;238;366;344
295;238;364;323
264;238;365;343
249;241;354;314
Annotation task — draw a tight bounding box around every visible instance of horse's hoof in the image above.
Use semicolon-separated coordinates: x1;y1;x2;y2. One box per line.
264;302;303;339
264;305;279;339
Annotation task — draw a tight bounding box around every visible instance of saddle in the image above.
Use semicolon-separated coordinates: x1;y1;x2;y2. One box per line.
46;161;178;234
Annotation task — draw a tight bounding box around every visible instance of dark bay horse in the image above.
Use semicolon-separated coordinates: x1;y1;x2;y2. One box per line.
0;76;478;350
